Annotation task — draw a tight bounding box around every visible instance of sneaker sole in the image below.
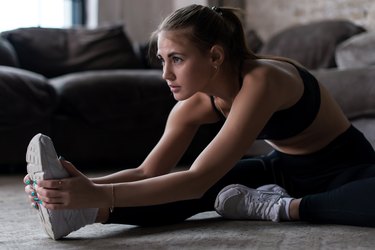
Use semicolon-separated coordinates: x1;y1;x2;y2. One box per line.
26;133;69;240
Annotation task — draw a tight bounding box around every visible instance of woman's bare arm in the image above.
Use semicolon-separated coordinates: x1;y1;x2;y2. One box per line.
96;69;283;208
35;65;293;210
91;93;218;185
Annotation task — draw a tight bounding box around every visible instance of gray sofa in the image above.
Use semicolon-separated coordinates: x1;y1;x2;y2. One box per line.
0;20;374;172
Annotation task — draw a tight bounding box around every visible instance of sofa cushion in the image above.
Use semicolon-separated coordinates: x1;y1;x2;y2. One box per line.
311;67;375;120
49;70;175;125
0;37;19;67
260;20;366;69
335;32;375;69
0;66;57;128
2;25;143;78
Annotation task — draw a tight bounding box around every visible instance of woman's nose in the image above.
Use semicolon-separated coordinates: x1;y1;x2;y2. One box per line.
162;64;175;81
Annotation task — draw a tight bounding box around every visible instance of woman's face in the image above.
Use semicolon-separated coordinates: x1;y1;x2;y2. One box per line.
157;30;215;101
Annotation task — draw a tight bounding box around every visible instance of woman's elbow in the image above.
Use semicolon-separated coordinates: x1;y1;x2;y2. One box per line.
189;183;213;200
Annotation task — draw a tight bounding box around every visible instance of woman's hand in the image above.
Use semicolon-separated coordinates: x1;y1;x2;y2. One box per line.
27;160;110;210
24;175;39;209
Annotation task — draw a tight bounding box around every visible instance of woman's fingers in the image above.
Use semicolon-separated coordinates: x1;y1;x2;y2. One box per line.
25;181;35;199
23;174;33;185
60;160;83;177
37;196;65;206
24;174;71;209
35;186;68;207
24;178;39;209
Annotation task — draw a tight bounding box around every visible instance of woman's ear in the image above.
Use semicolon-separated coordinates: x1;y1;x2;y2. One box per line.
210;45;225;67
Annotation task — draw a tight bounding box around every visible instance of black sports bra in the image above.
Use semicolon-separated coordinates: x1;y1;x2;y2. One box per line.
211;63;321;140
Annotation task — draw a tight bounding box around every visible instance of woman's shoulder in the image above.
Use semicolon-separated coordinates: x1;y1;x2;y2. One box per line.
240;59;305;110
242;59;303;86
243;58;297;76
172;93;221;125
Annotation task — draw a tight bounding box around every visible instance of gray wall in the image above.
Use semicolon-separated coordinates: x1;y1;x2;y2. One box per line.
245;0;375;40
96;0;204;43
94;0;375;43
98;0;173;43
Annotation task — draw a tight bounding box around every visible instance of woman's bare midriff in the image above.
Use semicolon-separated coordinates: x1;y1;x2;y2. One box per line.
266;82;351;155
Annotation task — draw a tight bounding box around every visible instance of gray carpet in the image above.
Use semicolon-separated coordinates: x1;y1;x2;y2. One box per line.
2;172;375;250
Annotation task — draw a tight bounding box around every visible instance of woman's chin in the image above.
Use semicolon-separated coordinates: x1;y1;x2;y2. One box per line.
172;92;190;101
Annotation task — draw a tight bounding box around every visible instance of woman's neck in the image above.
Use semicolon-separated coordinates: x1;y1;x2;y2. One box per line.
207;63;240;102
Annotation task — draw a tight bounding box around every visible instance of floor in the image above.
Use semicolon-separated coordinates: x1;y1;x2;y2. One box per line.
2;172;375;250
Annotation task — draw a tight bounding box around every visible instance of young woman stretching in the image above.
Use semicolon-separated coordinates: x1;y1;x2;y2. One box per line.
24;4;375;240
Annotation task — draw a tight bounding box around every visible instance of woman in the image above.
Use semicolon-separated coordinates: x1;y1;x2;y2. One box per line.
24;4;375;240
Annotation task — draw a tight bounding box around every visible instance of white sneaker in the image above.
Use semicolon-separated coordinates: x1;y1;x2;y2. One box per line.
257;184;290;197
215;184;291;222
26;133;98;240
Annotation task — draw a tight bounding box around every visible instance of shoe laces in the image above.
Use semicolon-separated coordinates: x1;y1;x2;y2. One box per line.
246;190;282;221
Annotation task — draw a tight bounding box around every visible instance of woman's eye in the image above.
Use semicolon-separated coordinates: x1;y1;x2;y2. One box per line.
157;57;165;66
172;57;183;63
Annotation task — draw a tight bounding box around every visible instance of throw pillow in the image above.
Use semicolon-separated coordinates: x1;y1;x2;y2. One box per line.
335;31;375;69
260;20;366;69
2;25;143;78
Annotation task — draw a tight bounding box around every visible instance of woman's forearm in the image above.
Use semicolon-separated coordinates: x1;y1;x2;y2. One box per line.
108;169;204;207
90;167;149;184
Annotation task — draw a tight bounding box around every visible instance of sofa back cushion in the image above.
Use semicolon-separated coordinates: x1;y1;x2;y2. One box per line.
260;20;366;69
312;67;375;149
49;70;175;125
2;25;142;78
312;67;375;120
335;32;375;69
0;37;19;67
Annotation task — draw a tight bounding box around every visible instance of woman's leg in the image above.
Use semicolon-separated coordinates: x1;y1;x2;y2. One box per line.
299;164;375;227
214;126;375;226
214;164;375;225
105;156;276;226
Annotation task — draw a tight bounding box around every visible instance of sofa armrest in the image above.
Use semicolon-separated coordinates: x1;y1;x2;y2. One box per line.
0;66;57;127
0;37;19;67
0;66;57;168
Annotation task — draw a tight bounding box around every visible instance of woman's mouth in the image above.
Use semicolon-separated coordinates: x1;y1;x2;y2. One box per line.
168;85;181;93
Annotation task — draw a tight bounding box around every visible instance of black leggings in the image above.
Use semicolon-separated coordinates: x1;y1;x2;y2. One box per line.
106;125;375;227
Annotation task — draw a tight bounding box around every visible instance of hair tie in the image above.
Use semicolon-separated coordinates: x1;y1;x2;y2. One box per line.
211;6;223;16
